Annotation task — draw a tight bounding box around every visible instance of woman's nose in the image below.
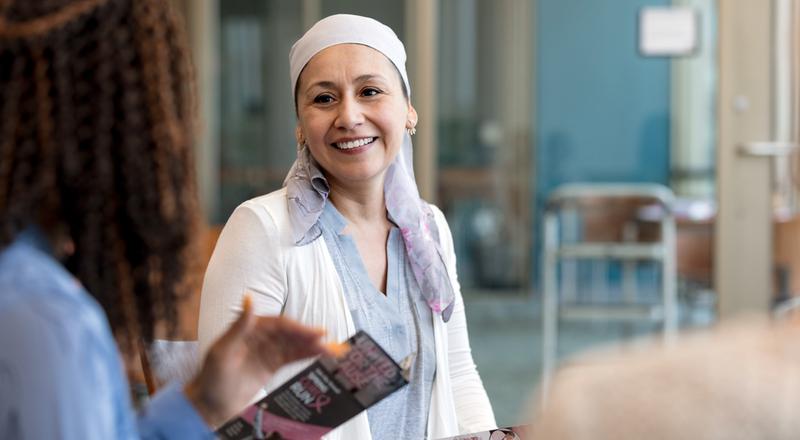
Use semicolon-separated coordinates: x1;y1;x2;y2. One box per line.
334;96;365;130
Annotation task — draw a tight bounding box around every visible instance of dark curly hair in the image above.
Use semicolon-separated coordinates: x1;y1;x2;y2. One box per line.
0;0;200;348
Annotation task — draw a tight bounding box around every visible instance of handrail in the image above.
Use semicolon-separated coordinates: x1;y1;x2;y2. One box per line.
546;183;675;210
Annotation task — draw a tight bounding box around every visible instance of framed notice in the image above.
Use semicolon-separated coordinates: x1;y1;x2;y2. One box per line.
639;6;699;57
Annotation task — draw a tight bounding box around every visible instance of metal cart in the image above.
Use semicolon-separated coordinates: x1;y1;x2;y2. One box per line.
540;183;678;390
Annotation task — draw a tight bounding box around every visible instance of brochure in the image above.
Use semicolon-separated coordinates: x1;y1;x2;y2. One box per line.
216;330;412;440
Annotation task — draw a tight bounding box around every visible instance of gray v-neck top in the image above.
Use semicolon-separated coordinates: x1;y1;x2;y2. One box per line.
318;202;436;440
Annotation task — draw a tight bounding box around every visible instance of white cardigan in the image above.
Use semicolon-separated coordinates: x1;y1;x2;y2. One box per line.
198;188;496;440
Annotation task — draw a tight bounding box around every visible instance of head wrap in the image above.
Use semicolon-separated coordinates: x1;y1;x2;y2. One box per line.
284;14;455;321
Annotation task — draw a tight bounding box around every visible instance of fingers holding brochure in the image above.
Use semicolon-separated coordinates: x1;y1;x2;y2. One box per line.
186;294;333;428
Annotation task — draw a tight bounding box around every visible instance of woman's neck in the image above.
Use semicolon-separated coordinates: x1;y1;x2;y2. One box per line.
328;181;387;227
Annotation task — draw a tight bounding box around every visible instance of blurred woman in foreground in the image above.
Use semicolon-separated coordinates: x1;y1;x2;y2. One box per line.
0;0;329;438
528;316;800;439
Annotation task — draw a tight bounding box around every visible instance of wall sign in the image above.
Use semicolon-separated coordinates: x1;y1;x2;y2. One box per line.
639;6;699;57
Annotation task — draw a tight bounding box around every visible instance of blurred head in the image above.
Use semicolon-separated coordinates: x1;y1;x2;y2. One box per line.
289;14;417;189
0;0;200;345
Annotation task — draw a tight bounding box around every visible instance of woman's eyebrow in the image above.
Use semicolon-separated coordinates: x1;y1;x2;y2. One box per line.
354;74;388;83
306;74;388;91
306;80;336;91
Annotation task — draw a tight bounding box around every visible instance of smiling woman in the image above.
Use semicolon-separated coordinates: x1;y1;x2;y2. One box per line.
198;14;497;440
295;43;416;191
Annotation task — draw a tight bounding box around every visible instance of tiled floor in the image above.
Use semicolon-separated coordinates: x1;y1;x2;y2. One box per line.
463;292;716;427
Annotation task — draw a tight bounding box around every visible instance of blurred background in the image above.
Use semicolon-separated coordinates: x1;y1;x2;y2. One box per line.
170;0;800;426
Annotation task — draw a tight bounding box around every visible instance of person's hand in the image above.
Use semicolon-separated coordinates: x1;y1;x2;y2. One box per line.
184;295;331;428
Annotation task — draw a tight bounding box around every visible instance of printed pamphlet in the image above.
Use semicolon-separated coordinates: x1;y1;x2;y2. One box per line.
216;330;411;440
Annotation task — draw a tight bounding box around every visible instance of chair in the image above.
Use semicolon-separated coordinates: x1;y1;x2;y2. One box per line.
141;340;200;393
540;183;678;391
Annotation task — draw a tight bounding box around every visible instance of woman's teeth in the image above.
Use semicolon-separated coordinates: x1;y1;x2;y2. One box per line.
335;137;375;150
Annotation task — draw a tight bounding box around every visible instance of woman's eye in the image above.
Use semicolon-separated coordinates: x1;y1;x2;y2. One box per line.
361;87;381;97
313;94;334;104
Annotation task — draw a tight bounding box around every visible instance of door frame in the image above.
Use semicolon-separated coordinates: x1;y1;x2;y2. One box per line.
715;0;774;318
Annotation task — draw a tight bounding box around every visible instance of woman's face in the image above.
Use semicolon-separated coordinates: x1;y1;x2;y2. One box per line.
295;43;416;190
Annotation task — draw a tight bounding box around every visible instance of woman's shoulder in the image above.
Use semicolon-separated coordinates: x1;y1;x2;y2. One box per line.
425;202;451;233
239;187;289;216
229;188;292;236
0;244;116;366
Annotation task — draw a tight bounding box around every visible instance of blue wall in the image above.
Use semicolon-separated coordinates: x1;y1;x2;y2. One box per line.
534;0;671;282
536;0;671;196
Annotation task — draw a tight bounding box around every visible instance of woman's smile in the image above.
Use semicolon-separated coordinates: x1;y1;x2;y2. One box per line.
331;136;378;153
